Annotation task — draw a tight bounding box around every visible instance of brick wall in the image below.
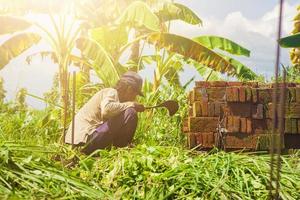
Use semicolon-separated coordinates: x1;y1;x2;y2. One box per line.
183;81;300;150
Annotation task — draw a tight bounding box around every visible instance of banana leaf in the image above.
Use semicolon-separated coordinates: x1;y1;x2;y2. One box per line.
0;33;41;70
164;60;183;86
193;35;250;57
156;2;202;25
89;25;128;56
0;16;32;35
279;33;300;48
25;51;93;70
76;37;120;86
220;54;257;81
189;59;222;81
146;33;236;75
117;1;160;31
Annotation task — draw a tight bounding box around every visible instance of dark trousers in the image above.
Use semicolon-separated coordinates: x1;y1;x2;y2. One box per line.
82;108;138;155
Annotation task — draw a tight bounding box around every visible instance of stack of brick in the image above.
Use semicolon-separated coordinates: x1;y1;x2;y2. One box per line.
183;81;300;150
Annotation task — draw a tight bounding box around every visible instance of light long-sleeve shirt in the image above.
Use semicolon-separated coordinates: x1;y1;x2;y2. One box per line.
65;88;134;145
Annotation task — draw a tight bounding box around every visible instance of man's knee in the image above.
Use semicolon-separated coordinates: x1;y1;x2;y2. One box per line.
124;107;138;120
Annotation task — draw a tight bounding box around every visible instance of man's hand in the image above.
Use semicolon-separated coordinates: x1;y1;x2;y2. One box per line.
133;103;145;112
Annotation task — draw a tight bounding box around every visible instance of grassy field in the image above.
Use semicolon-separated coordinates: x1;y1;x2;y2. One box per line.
0;86;300;200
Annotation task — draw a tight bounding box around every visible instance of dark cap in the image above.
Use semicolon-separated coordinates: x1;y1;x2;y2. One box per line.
120;71;144;96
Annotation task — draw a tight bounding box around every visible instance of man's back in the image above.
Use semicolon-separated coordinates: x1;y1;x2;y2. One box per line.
65;88;114;145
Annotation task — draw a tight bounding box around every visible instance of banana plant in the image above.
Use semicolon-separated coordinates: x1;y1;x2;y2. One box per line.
0;16;41;70
116;2;256;89
76;1;257;91
279;33;300;48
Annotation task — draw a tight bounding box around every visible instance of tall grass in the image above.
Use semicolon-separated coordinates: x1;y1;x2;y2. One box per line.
0;85;300;199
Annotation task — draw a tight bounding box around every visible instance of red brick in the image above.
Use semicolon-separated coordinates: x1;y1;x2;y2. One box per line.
272;83;296;88
258;88;273;103
227;82;243;87
252;104;264;119
252;119;268;131
289;88;296;102
188;133;196;149
196;133;203;145
239;87;246;102
296;87;300;103
252;88;258;103
247;82;259;88
214;102;222;116
188;117;219;132
193;87;209;101
245;87;252;102
225;133;257;149
226;103;252;118
240;118;247;133
226;87;233;102
202;134;208;146
188;91;194;105
226;116;234;132
285;119;292;133
268;103;300;119
201;133;215;148
207;133;214;145
195;81;227;88
291;119;298;134
208;102;215;117
232;87;239;102
207;88;226;102
201;101;208;116
210;81;227;87
246;119;252;134
233;116;241;132
189;106;193;116
195;81;209;88
182;118;189;133
266;119;273;130
284;119;298;134
193;102;202;117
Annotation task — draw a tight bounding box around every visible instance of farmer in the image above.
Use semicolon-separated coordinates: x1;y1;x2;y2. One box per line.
64;71;145;154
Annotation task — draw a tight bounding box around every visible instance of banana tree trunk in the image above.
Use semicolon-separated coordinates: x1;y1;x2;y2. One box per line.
130;30;140;71
58;62;70;142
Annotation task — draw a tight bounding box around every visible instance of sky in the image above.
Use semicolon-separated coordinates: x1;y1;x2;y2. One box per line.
0;0;299;108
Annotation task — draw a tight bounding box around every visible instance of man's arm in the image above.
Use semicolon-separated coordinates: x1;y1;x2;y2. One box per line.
100;90;134;120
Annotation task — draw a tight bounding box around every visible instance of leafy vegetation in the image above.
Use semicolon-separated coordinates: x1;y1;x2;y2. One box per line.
1;1;300;199
1;96;300;199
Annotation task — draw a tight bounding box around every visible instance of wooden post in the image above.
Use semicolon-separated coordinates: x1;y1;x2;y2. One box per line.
62;71;70;144
71;72;76;149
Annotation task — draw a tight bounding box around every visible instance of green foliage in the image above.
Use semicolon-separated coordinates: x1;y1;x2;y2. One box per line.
135;83;188;146
191;60;222;81
146;32;236;75
156;2;202;25
1;83;300;199
43;73;60;109
0;138;300;199
0;77;6;104
221;54;258;81
0;33;41;70
280;66;300;83
279;33;300;48
15;88;27;111
117;1;160;31
193;35;250;57
76;37;120;86
0;16;31;35
0;143;109;199
89;25;128;56
0;105;60;145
